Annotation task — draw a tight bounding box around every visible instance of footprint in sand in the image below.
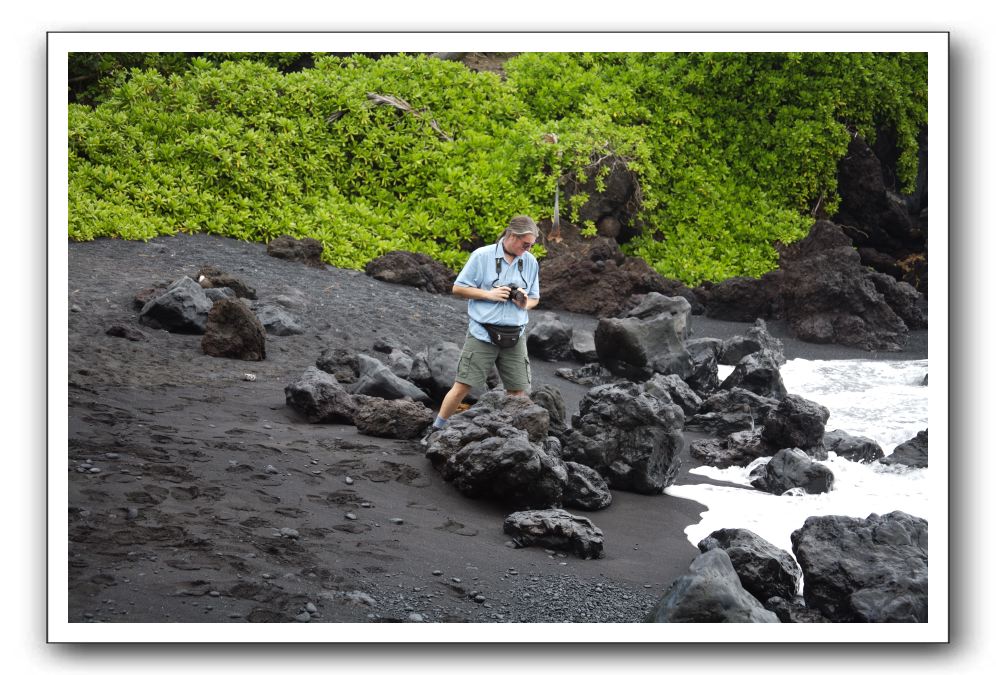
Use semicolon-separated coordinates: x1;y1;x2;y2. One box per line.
434;518;479;537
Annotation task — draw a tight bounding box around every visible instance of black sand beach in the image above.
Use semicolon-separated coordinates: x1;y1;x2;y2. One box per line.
65;234;927;624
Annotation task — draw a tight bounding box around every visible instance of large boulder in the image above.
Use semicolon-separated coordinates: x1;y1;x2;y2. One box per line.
350;354;431;404
879;429;928;468
749;448;835;495
539;236;687;318
201;298;267;361
562;461;612;511
266;234;325;268
594;314;693;382
563;382;684;494
720;319;786;366
791;511;928;622
824;429;885;463
689;429;776;469
646;549;780;623
687;388;779;436
719;350;788;400
697;528;802;603
251;303;304;336
503;508;604;559
139;276;213;333
424;392;567;509
775;220;910;351
352;396;434;439
526;313;574;361
364;251;456;294
642;373;702;417
622;293;692;340
284;367;357;423
761;394;831;458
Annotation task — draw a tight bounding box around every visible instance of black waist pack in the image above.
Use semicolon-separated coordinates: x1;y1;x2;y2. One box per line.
483;323;522;348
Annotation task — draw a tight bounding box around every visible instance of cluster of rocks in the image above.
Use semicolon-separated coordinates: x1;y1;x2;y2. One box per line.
696;220;926;351
125;251;316;360
647;511;928;623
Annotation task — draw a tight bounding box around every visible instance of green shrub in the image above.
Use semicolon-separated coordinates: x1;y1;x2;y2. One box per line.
68;52;927;286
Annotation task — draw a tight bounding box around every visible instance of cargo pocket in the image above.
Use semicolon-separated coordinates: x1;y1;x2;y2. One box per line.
524;354;532;385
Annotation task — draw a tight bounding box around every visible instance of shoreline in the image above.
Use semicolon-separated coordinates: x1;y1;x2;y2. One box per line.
64;234;928;624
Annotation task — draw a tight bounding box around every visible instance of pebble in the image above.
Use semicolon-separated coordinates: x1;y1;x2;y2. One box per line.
360;502;372;508
264;465;279;474
408;613;425;622
278;528;299;539
345;476;354;485
89;467;101;474
295;611;311;622
389;518;404;525
473;596;486;604
504;541;516;548
243;373;257;382
263;424;273;429
451;577;461;583
104;453;120;460
345;512;357;521
432;570;443;576
209;591;221;597
305;602;318;614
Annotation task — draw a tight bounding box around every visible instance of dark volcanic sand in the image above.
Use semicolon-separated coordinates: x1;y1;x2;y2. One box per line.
65;234;926;624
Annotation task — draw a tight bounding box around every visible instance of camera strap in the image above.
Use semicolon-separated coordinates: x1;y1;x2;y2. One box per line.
494;255;525;285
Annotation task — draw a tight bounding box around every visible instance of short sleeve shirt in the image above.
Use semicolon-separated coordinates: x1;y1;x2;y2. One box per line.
454;238;540;343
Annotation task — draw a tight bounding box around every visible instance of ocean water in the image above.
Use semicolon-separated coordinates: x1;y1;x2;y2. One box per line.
666;358;930;557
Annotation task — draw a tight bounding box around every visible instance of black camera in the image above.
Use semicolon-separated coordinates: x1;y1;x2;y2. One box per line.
505;284;526;303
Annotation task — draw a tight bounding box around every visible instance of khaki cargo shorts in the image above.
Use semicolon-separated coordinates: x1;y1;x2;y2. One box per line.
455;333;531;392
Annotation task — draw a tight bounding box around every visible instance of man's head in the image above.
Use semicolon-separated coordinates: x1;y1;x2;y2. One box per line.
504;215;538;255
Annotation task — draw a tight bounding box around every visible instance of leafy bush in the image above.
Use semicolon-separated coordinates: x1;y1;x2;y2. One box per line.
68;52;927;285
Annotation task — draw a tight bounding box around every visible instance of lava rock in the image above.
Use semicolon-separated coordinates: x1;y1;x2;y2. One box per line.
879;429;928;468
646;548;780;623
749;448;835;495
562;461;612;511
563;382;684;494
352;395;434;440
526;313;574;361
139;276;213;334
791;510;928;622
201;298;267;361
284;366;357;423
761;394;831;458
720;349;788;400
266;234;325;268
504;508;604;559
824;429;885;463
697;528;802;603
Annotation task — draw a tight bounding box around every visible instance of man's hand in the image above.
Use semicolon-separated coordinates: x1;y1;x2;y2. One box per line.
511;292;528;309
488;286;512;302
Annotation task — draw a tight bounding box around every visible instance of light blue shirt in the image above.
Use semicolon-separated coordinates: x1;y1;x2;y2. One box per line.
454;237;540;343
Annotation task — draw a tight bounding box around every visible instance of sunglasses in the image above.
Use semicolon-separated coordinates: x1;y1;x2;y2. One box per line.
518;238;536;250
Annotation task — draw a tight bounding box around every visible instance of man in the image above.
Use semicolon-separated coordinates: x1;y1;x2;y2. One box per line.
425;215;541;440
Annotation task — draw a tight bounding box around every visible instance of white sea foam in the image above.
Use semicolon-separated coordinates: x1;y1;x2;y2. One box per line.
669;358;930;555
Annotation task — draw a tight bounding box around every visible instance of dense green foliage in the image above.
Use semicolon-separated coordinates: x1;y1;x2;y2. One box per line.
68;52;927;285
